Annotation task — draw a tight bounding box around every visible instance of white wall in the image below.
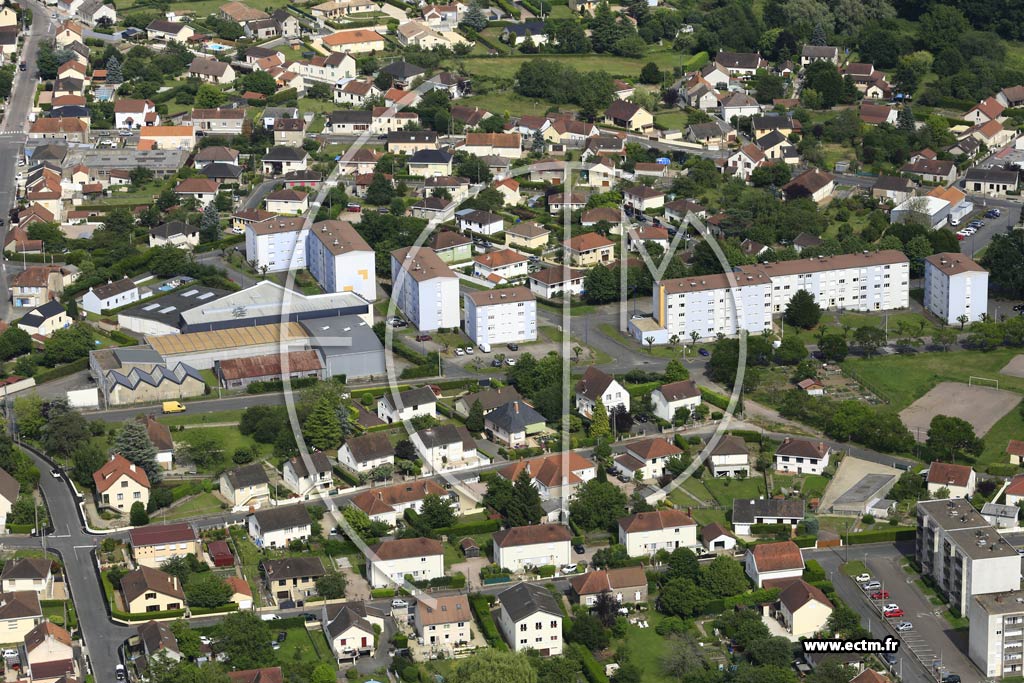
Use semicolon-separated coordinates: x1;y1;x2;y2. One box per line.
464;297;537;345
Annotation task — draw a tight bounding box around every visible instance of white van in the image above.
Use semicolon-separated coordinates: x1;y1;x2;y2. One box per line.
478;342;491;353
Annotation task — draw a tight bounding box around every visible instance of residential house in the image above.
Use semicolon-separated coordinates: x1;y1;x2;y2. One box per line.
262;557;326;603
0;470;17;531
686;120;735;150
454;385;522;418
563;233;614;267
282;452;333;500
964;167;1019;197
485;401;547;448
322;602;384;664
262;147;309;176
412;424;478;472
149;221;200;250
0;559;52;596
651;379;701;423
349;480;448;527
462;132;523;159
603;100;653;132
492;524;572;573
614;437;681;481
772;578;833;637
548;192;588;214
708;435;751;477
733;498;805;538
900;158;957;185
859;103;898;126
623;185;665;212
431;231;473;264
495;452;596;500
320;29;385;53
93;454;149;513
335;79;381;106
137;620;180;662
187;108;245;135
28;117;89;143
800;45;839;66
502;21;547;46
774;437;830;475
472;250;528;283
618;509;698;557
495;582;563;656
367;537;444;588
247;505;313;549
965;97;1006;125
663;199;706;224
188;57;235;84
505;221;548;250
926;462;977;499
569;566;648;605
713;51;767;77
464;287;537;346
218;463;271;508
782;168;835;203
119;566;184;613
574;366;629;418
8;265;76;309
338;432;394;474
390;246;459;331
415;595;472;654
129;523;201;568
274;117;306;146
17;301;70;337
82;276;140;313
745;540;804;587
528;267;587;300
725;143;766;181
408;149;453;177
113;99;158;129
265;189;308;214
377;386;436;424
701;522;737;553
755;131;799;164
174;178;219;206
872;175;914;204
459;209;504;236
719;92;761;121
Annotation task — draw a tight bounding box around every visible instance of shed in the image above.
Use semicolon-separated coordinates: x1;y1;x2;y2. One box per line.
459;537;480;558
207;540;234;567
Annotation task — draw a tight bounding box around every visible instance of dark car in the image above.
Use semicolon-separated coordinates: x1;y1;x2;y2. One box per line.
415;334;432;342
507;343;519;351
18;63;25;71
491;358;502;367
573;544;586;555
941;676;960;683
634;414;648;423
698;348;710;357
303;613;318;622
277;632;287;643
617;474;632;483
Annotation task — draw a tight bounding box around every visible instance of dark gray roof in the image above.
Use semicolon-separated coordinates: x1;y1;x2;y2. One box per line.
503;21;545;36
118;285;227;330
498;582;561;621
261;556;325;581
415;423;472;449
149;220;197;239
263;146;308;161
19;300;66;328
965;167;1019;184
709;435;749;457
343;432;393;463
410;149;452;164
388;130;437;144
380;61;425;80
731;498;804;525
485;400;546;433
106;362;203;390
0;558;50;581
138;620;180;656
755;130;787;149
251;504;312;532
324;602;386;638
328;110;372;125
48;105;90;118
224;463;270;489
872;175;912;192
200;162;243;180
381;386;436;412
286;452;332;478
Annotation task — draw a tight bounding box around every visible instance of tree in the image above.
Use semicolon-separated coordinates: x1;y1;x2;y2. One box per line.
304;396;342;451
827;604;862;637
818;335;848;361
176;432;223;470
663;359;688;383
106;55;123;84
199;202;221;243
853;325;886;356
315;573;347;599
306;82;332;101
802;61;847;109
508;469;543;526
462;0;488;31
341;505;389;541
148;658;231;683
72;441;107;489
569;612;610;650
590;398;611;441
42;401;89;463
420;493;457;528
216;612;276;670
112;420;162;484
241;71;277;96
568;479;627;530
784;290;822;329
41;324;93;366
592;590;620;627
774;335;807;365
749;637;795;668
365;172;393;205
698;555;749;597
583;265;618;304
640;62;662;84
664;546;700;582
658;577;706;617
932;326;957;350
466;399;485;432
130;501;150;526
185;573;231;608
195;84;227;109
927;414;983;462
450;650;537;683
170;621;201;659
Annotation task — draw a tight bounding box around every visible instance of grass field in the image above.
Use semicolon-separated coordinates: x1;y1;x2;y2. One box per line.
459;90;579;117
619;612;678;683
175;426;269;472
158;409;246;426
654;109;688;130
157;492;225;521
277;625;335;667
121;0;292;15
978;404;1024;468
842;349;1024;411
703;474;768;507
450;48;689;81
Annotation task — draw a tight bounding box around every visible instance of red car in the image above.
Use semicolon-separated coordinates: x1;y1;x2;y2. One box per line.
884;608;904;618
871;591;890;600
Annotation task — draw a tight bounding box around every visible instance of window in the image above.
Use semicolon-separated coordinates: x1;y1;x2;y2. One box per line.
520;624;527;632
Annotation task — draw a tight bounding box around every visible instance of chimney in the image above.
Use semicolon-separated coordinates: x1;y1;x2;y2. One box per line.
514;402;519;414
687;507;692;517
172;576;178;590
129;463;136;472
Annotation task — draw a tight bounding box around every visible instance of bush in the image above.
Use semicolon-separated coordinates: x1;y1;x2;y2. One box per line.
793;535;817;548
861;514;875;524
804;559;826;582
435;518;500;536
470;593;507;649
536;564;556;578
701;388;730;410
370;588;395;598
727;430;762;443
986;463;1019;477
749;523;789;536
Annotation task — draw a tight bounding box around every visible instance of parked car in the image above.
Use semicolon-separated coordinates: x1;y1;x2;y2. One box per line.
698;348;710;357
491;358;502;367
277;632;287;643
855;573;871;583
392;599;409;609
573;544;586;555
464;346;474;355
896;622;913;631
863;581;881;591
941;675;960;683
455;348;465;356
561;564;578;574
882;603;899;612
883;608;904;618
18;63;25;71
507;343;519;351
115;664;127;681
50;468;61;479
415;334;432;342
871;591;889;600
505;357;516;366
617;473;632;483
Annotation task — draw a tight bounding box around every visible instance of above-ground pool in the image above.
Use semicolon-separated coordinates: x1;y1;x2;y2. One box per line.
206;43;232;51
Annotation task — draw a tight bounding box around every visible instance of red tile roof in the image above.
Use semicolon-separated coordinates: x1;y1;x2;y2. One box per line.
93;454;150;493
619;509;694;533
926;462;973;487
750;540;803;573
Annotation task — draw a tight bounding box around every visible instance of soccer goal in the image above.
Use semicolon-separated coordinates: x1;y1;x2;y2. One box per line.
969;376;1000;390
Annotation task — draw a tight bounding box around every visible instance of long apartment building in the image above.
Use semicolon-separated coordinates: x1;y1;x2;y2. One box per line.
916;498;1021;617
637;250;910;342
463;286;537;346
970;590;1024;679
390;246;459;331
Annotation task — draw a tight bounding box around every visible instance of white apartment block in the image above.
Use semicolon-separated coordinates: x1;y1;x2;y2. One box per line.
390;247;459;331
917;499;1021;617
924;252;989;325
463;287;537;346
970;590;1024;679
306;220;377;300
496;583;563;657
367;538;444;589
649;271;772;343
744;249;910;314
245;217;308;273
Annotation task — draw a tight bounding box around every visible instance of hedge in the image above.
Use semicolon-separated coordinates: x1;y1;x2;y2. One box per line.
435;518;500;537
986;463;1019;477
793;535;817;548
370;588;396;598
411;573;466;589
846;527;915;544
34;358;90;384
334;466;361;487
724;587;779;608
491;0;520;19
195;234;244;254
727;430;762;443
579;647;609;683
113;608;187;622
470;593;508;650
804;559;826;582
701;387;730;411
749;523;789;536
106;329;139;346
190;604;239;615
536;564;556;578
6;523;32;534
246;377;320;394
699;597;726;615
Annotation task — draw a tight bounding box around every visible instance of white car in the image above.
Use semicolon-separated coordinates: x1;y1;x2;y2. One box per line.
2;649;17;659
506;357;516;366
464;346;474;355
561;564;578;574
455;348;465;356
391;599;408;609
896;622;913;631
863;581;881;591
855;573;871;583
883;603;899;612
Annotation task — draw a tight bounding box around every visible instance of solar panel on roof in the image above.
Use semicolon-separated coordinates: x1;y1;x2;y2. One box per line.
159;306;177;314
180;289;198;297
143;303;160;311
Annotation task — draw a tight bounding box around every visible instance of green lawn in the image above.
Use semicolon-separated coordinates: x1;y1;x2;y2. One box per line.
277;625;335;667
800;475;830;498
156;493;225;521
654;109;688;130
158;409;246;426
174;427;268;472
690;507;727;527
702;474;769;507
298;97;340;115
450;49;691;81
842;348;1024;411
459;90;577;118
840;559;868;577
618;612;679;683
979;405;1024;469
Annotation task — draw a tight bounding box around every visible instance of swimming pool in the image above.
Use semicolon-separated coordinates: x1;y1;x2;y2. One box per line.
206;43;232;51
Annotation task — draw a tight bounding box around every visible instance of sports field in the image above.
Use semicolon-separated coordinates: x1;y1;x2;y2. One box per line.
898;381;1020;442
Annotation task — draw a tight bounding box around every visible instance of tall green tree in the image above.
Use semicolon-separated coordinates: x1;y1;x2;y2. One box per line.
200;203;220;243
450;650;537;683
568;478;627;530
419;493;457;528
466;399;485;433
927;415;983;462
508;469;543;526
590;398;611;440
185;573;232;608
112;420;162;484
215;612;276;670
784;289;823;329
303;396;342;451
